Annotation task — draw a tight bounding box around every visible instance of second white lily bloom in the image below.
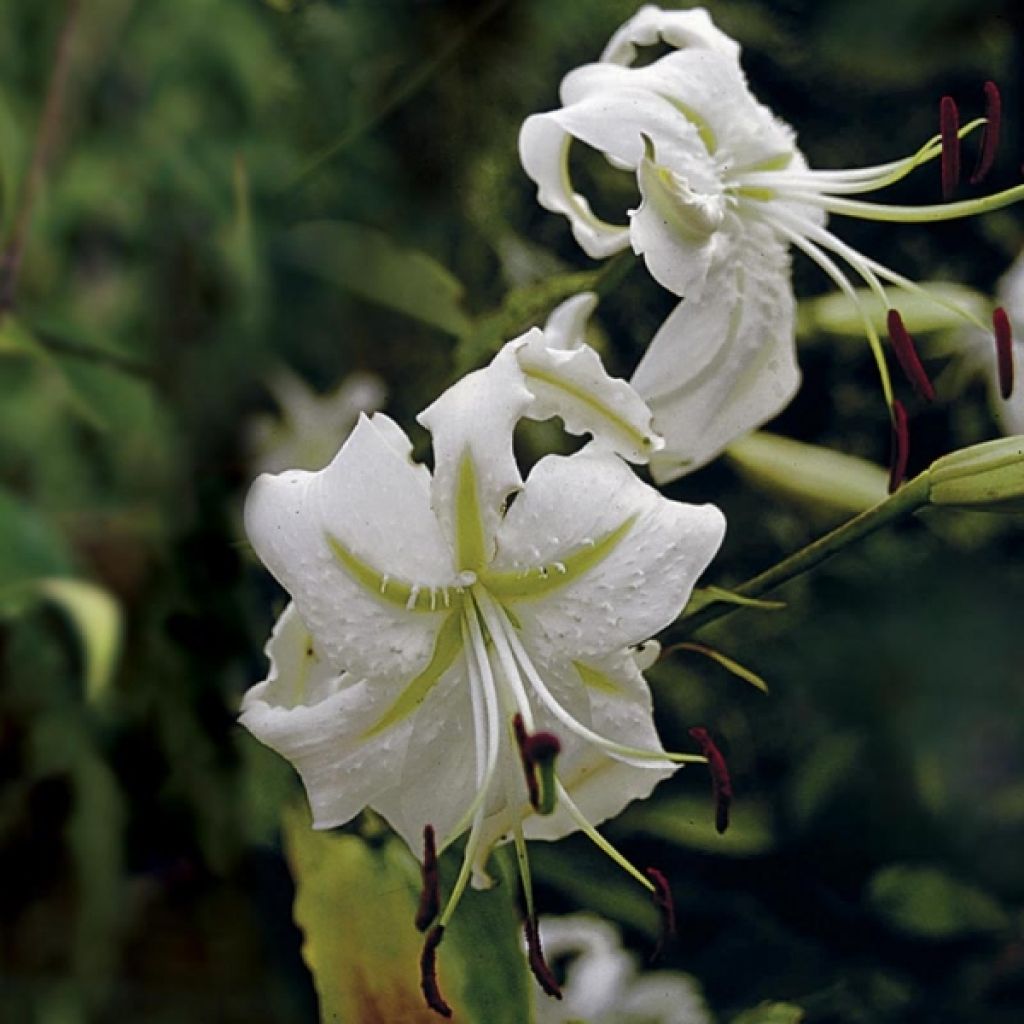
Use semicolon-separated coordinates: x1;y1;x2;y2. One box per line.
521;5;1024;481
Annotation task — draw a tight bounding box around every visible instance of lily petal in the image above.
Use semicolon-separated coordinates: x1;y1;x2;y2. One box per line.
519;89;704;260
487;448;725;658
522;651;676;844
244;413;455;680
631;229;799;483
541;291;598;351
417;344;534;569
366;658;486;853
514;328;663;464
240;604;442;830
599;4;741;66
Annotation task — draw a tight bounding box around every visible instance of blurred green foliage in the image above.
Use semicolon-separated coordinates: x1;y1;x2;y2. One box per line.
2;0;1024;1022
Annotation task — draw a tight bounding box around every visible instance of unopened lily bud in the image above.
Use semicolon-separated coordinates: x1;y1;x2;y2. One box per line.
927;436;1024;510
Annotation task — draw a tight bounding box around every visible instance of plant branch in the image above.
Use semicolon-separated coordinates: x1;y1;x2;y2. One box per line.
0;0;81;314
668;472;932;639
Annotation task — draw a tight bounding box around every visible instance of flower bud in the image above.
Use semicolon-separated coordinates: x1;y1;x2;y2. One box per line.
927;436;1024;510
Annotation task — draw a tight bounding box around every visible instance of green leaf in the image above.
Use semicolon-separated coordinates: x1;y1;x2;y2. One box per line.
787;734;863;824
662;641;769;694
867;864;1010;939
619;795;774;857
726;431;888;517
443;847;534;1024
684;585;786;616
35;579;123;704
799;282;988;337
731;1001;805;1024
285;220;473;338
282;806;532;1023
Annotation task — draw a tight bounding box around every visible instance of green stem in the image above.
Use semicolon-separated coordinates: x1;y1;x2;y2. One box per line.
670;471;931;638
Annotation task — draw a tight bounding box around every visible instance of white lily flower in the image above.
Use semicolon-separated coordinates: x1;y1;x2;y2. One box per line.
248;368;386;474
533;914;713;1024
240;299;725;1012
520;5;1024;482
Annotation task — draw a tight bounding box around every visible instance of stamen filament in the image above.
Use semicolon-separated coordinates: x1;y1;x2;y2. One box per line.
494;603;703;766
760;212;894;407
555;781;655;892
437;613;502;906
793;183;1024;223
732;119;983;194
472;588;537;732
512;827;562;998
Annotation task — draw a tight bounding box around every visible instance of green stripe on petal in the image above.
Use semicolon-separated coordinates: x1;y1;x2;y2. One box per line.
325;533;457;613
362;605;465;738
481;515;636;602
521;365;654;455
455;451;488;572
572;660;623;695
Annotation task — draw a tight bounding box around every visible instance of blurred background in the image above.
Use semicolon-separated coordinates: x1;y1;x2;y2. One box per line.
2;1;1024;1021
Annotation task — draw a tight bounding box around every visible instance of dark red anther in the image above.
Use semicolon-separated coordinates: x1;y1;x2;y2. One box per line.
887;309;936;402
688;726;733;835
523;915;562;999
645;867;676;963
420;925;453;1018
415;825;441;933
970;81;1001;185
940;95;960;199
888;399;910;494
994;306;1014;400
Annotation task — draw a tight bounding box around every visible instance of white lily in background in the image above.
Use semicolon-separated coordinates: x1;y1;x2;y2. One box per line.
532;914;713;1024
248;368;386;474
241;298;725;1013
959;251;1024;434
520;4;1024;482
